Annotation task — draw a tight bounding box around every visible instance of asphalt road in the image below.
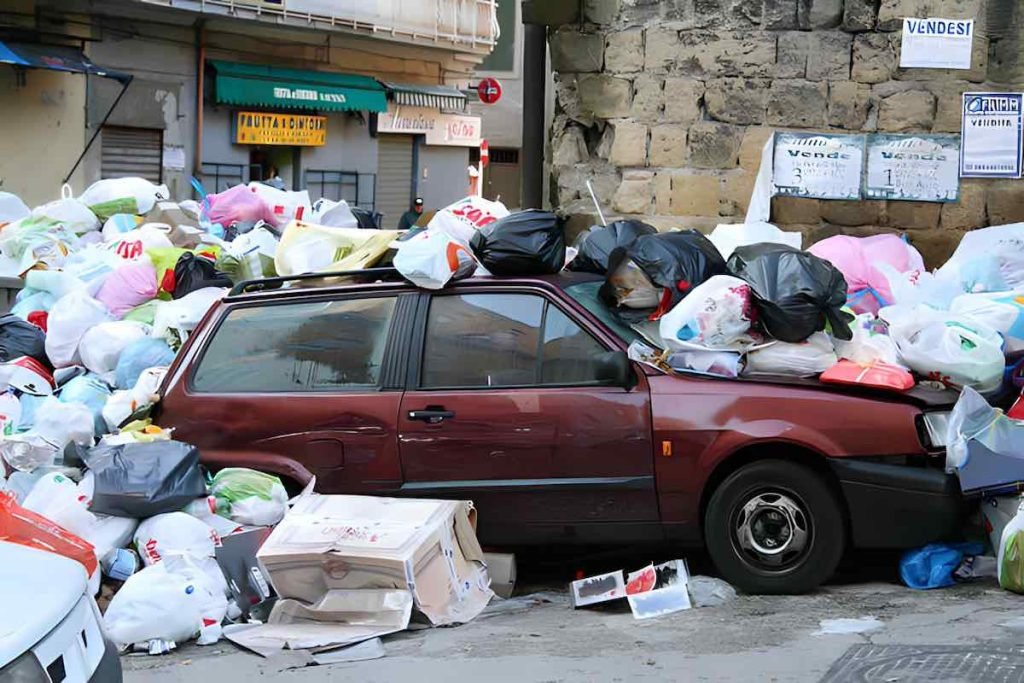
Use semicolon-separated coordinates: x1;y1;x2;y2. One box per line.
121;549;1024;682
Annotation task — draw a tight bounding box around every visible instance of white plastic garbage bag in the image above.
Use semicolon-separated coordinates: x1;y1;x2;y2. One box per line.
394;230;478;289
0;192;30;224
876;263;964;310
832;313;903;367
310;198;358;228
78;321;151;381
742;332;838;377
707;222;802;261
274;221;398;276
938;223;1024;292
210;468;288;526
33;397;95;449
79;177;169;218
134;512;218;567
150;287;227;342
426;196;510;245
103;558;228;649
951;291;1024;354
882;305;1004;391
31;198;100;234
247;183;311;226
21;472;96;541
44;290;113;367
658;275;759;351
102;367;165;432
999;500;1024;593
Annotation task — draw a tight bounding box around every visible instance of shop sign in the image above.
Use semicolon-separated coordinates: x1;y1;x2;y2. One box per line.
960;92;1024;178
234;112;327;146
864;134;960;202
900;18;974;70
378;106;482;147
772;133;865;200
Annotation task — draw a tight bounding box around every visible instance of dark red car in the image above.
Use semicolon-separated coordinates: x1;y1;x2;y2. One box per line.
156;271;963;594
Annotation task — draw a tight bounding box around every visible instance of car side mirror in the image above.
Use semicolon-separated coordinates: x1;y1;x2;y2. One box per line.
595;351;636;389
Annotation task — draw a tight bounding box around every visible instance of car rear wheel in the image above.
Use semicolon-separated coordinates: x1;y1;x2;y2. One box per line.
704;459;845;594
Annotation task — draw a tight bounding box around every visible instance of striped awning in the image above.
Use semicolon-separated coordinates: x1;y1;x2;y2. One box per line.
384;82;467;111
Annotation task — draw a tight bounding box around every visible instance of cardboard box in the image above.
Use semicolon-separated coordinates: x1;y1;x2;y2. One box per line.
257;494;493;625
483;552;516;599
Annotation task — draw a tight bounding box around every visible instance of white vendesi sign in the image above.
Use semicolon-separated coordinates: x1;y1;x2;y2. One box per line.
900;17;974;69
772;133;865;200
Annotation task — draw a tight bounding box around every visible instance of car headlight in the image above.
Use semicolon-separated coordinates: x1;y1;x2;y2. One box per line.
922;411;951;448
0;652;48;683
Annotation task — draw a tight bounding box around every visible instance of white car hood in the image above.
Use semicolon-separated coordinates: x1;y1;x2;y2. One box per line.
0;541;87;668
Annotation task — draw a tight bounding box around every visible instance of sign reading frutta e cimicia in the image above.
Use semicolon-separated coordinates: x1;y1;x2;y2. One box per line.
772;133;865;200
864;134;960;202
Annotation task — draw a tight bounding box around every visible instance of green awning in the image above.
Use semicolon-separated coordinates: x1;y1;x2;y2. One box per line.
210;60;387;113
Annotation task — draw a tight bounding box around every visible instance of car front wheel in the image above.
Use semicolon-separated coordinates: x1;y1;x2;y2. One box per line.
704;459;846;594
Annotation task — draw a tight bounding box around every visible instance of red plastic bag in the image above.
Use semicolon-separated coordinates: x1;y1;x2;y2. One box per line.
1008;390;1024;420
0;493;97;576
820;360;914;392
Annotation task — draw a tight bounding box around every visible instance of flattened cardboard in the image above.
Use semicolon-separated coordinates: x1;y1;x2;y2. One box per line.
257;494;492;626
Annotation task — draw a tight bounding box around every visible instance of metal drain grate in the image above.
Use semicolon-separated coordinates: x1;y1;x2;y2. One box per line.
823;644;1024;682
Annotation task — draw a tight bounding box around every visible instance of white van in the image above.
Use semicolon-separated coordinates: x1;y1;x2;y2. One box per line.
0;541;121;682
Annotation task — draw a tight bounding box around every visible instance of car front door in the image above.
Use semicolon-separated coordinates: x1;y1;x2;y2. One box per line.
397;288;658;544
162;292;413;493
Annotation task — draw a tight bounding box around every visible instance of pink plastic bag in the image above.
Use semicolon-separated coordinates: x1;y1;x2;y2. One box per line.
809;234;924;315
95;261;159;318
205;185;274;227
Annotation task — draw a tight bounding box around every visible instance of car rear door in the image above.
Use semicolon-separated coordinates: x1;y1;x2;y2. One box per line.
396;286;658;544
160;291;415;493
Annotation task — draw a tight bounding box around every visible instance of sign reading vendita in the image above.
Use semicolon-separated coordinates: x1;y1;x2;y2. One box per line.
900;17;973;70
960;93;1024;178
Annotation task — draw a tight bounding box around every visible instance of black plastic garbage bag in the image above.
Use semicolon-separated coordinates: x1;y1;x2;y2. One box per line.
569;220;657;275
601;230;728;317
85;440;207;518
469;210;566;275
727;243;853;343
0;314;49;367
172;252;233;299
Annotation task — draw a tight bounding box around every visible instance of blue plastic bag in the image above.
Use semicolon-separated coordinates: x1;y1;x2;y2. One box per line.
10;289;57;320
114;338;176;390
58;373;112;436
899;542;985;590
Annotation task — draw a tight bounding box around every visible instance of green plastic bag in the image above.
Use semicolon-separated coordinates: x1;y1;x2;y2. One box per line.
999;506;1024;594
122;300;159;326
211;468;288;526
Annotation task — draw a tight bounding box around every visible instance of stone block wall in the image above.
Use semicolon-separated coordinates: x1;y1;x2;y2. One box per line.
549;0;1024;266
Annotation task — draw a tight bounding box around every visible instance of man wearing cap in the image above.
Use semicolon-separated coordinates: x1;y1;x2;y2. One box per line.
397;197;424;231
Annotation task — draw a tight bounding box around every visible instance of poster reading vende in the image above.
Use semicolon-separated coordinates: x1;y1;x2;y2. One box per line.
772;133;864;200
960;93;1024;178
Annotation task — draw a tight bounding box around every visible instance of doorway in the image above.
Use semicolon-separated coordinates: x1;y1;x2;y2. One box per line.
249;147;301;189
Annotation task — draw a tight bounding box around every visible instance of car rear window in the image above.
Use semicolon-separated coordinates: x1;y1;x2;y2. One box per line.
191;297;396;393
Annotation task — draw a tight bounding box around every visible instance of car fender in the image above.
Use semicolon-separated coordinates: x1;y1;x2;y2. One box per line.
199;449;315;488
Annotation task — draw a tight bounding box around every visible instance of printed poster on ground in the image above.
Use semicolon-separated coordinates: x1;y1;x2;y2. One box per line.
900;18;974;70
960;93;1024;178
863;134;960;202
772;133;865;200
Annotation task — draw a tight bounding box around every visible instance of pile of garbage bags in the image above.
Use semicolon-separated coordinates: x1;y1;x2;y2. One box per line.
0;176;441;653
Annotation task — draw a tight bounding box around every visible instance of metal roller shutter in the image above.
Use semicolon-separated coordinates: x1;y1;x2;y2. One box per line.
376;135;414;228
101;127;163;183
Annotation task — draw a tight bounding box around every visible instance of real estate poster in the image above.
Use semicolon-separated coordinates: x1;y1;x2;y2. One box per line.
960;93;1024;178
864;134;960;202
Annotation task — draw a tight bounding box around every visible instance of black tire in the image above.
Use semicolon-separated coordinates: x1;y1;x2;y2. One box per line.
704;459;845;594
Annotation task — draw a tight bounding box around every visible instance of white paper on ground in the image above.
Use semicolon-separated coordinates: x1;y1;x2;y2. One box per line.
813;616;884;636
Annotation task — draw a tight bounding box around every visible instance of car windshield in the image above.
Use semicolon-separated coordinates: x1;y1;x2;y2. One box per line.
563;280;651;347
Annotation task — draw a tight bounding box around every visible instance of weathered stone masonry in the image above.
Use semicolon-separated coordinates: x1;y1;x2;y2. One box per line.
545;0;1024;267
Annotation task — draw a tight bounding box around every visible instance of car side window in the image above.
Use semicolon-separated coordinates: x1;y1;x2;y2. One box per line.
192;297;396;393
420;293;610;389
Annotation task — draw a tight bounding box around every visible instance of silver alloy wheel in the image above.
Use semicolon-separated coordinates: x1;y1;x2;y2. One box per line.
733;491;811;569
